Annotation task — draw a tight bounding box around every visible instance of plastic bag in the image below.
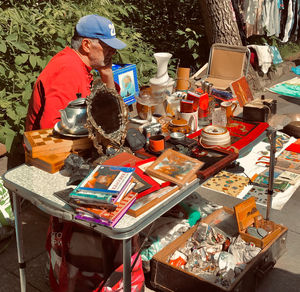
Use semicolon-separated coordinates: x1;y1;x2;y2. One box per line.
93;252;144;292
0;178;14;242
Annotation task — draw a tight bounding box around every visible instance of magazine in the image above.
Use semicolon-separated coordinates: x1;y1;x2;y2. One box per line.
77;164;135;195
75;191;137;227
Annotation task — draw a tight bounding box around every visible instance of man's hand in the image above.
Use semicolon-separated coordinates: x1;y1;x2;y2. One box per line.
98;66;115;90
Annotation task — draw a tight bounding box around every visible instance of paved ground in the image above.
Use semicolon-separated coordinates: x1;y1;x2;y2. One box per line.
0;60;300;291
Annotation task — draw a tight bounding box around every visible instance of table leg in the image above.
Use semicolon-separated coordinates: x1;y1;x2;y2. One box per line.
13;192;27;292
123;238;132;292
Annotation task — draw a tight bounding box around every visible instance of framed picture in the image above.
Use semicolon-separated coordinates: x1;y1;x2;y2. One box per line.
191;146;239;180
112;64;139;105
127;185;180;217
145;149;204;187
230;76;253;107
132;167;161;199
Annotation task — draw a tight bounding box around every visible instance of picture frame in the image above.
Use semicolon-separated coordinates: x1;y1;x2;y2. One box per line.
190;146;238;180
132;167;161;199
112;64;139;105
127;185;180;217
145;149;204;187
230;76;254;107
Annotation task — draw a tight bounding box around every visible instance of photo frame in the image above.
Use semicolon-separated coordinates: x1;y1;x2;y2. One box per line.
190;146;238;180
132;167;161;199
127;185;180;217
145;149;204;187
230;76;253;107
112;64;139;105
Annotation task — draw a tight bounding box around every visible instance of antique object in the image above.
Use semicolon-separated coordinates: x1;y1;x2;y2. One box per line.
168;118;191;134
145;148;204;187
58;95;88;135
243;98;277;122
220;101;237;126
234;197;282;248
178;110;198;132
86;78;129;155
150;52;175;94
191;146;238;180
175;67;190;91
200;125;231;146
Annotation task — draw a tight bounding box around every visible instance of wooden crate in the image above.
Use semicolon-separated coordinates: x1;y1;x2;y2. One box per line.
234;197;282;249
151;207;288;292
25;149;70;174
24;128;92;158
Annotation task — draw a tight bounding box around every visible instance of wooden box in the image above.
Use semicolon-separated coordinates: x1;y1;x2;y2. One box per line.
24;128;92;158
234;197;282;249
25;149;70;173
151;207;288;292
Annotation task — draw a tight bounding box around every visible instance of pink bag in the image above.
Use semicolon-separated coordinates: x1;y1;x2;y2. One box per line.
94;253;145;292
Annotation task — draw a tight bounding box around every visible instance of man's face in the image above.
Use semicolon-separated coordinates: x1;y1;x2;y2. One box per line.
88;39;116;68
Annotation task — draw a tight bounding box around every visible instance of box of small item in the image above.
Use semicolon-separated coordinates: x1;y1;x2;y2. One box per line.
151;206;287;292
234;197;282;249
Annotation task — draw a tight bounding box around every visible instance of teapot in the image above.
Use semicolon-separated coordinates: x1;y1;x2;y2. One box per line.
59;95;88;135
167;118;191;134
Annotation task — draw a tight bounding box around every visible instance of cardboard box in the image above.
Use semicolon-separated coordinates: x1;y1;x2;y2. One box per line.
151;207;287;292
234;197;282;249
112;64;139;105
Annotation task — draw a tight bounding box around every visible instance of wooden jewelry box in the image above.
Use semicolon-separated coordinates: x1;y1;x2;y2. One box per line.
234;197;284;249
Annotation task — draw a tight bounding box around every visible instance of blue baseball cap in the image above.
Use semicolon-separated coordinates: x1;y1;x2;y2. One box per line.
75;14;126;50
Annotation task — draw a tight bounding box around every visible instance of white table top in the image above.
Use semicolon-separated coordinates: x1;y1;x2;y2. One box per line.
3;164;200;239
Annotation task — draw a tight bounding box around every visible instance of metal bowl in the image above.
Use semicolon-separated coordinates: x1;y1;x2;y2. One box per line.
170;132;185;141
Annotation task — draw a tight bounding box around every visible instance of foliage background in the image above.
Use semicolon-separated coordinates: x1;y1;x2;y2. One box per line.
0;0;299;167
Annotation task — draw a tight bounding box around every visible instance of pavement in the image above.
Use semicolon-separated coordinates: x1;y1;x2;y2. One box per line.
0;59;300;292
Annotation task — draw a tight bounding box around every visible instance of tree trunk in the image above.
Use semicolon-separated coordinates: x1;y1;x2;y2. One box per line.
199;0;262;92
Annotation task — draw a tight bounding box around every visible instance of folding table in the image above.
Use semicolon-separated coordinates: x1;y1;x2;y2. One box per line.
3;164;200;292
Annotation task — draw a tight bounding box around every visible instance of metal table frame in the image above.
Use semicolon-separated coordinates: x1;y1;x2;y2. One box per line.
3;164;201;292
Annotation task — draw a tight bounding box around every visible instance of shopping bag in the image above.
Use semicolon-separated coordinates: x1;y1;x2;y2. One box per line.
0;178;14;245
94;252;145;292
46;216;118;292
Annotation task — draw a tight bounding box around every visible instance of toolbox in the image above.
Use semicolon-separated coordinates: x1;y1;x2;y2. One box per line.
150;207;287;292
234;197;282;249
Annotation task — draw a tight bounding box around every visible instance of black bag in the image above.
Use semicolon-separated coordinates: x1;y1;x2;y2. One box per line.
125;128;146;151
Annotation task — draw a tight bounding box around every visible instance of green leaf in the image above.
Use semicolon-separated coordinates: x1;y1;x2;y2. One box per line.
0;65;5;76
15;54;28;65
192;53;199;59
12;41;30;52
0;41;7;53
6;34;18;42
29;55;37;69
187;39;195;49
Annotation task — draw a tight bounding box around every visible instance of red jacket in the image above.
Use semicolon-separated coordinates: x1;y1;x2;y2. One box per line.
26;47;93;131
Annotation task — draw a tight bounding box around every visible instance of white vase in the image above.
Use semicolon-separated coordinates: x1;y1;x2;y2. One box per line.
150;52;172;85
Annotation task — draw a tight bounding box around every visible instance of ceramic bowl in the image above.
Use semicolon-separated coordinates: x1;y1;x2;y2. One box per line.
201;125;231;146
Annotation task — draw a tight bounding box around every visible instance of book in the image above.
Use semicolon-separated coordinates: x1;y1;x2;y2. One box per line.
77;164;135;195
75;191;137;227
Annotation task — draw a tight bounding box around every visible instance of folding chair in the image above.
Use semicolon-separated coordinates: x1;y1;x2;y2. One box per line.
198;43;251;91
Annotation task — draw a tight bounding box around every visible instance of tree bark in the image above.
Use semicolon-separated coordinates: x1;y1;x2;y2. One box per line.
199;0;262;91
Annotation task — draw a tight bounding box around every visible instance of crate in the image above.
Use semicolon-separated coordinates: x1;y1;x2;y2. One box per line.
234;197;282;249
25;149;70;173
150;207;287;292
112;64;139;105
24;128;92;158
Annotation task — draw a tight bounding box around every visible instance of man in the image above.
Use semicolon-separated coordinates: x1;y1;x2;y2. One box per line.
26;14;126;131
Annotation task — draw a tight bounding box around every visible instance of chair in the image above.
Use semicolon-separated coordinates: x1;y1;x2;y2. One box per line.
198;43;251;91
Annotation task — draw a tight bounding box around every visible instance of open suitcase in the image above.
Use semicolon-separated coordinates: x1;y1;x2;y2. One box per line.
150;207;287;292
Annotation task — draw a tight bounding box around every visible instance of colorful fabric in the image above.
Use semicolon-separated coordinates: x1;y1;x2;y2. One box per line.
26;47;93;131
268;77;300;97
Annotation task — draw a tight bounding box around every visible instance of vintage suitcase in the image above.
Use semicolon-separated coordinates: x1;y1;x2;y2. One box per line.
150;207;287;292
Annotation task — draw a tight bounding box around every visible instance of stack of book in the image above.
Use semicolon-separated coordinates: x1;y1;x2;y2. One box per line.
70;164;137;227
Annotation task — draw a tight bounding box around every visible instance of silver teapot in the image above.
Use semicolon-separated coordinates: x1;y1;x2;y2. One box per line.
59;96;88;135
